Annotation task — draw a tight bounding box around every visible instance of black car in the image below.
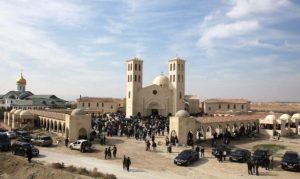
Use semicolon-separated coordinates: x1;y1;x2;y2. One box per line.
0;133;11;151
281;151;300;171
229;149;251;163
11;141;39;157
252;149;272;166
212;144;231;157
174;149;199;166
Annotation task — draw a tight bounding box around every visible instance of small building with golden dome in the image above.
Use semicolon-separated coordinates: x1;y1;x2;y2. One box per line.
0;73;68;110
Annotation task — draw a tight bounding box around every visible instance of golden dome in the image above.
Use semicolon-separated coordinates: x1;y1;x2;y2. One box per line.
16;73;27;85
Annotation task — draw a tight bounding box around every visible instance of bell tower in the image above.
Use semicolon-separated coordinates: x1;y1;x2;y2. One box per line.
16;73;27;92
168;58;185;114
126;58;143;118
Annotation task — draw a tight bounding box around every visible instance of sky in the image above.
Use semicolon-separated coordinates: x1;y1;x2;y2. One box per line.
0;0;300;102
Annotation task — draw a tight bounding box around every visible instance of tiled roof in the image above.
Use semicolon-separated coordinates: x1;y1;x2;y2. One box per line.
77;97;123;102
204;98;250;104
195;113;265;124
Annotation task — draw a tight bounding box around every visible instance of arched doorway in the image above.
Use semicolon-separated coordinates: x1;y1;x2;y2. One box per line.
147;101;161;116
78;128;87;139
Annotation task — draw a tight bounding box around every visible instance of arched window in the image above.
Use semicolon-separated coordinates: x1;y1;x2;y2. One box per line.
82;103;85;107
219;104;221;109
97;103;99;107
139;64;141;71
102;103;104;107
88;103;90;107
135;64;137;70
134;75;137;82
170;64;172;71
173;75;175;82
227;104;230;109
241;105;244;109
128;64;130;71
130;75;132;82
128;91;131;99
178;64;180;71
233;104;236;109
173;63;175;70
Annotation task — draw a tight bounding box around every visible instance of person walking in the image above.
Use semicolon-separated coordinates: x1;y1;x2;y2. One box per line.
126;157;131;172
152;141;157;152
65;138;69;148
26;147;33;163
247;159;253;175
108;147;112;159
104;148;108;159
113;145;117;158
255;160;259;176
123;155;126;170
200;147;205;157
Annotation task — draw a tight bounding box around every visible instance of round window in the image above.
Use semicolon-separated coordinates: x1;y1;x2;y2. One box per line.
153;90;157;95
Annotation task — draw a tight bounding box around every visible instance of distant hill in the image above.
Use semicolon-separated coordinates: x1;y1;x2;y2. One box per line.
251;102;300;113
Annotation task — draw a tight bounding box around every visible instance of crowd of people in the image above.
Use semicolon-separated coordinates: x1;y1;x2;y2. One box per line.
247;156;273;176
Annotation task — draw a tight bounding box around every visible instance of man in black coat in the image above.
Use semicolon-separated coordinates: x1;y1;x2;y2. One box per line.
126;157;131;172
247;159;253;175
112;145;117;158
26;147;33;163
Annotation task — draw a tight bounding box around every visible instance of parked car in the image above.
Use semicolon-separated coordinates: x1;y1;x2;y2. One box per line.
16;130;31;137
4;131;17;139
0;128;8;132
281;151;300;171
174;149;199;166
31;135;53;146
229;149;251;162
212;144;231;157
16;130;32;143
0;133;11;151
69;139;93;152
11;141;39;157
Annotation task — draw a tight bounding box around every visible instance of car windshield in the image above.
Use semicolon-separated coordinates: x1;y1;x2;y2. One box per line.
234;150;245;155
254;150;266;156
179;151;191;157
284;153;298;160
41;137;51;140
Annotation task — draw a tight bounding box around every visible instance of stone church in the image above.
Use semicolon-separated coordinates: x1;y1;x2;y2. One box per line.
125;57;199;118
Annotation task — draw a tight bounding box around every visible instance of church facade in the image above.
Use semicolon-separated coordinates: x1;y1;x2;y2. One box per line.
126;57;198;117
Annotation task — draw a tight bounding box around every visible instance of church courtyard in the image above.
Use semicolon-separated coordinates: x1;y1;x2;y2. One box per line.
3;130;298;179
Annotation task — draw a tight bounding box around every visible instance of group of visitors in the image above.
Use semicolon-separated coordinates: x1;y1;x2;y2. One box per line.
104;145;117;159
247;156;273;176
123;155;131;172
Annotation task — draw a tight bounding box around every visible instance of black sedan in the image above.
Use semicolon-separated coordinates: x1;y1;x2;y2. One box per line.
212;144;231;157
174;149;199;166
281;151;300;171
11;141;39;157
229;149;251;163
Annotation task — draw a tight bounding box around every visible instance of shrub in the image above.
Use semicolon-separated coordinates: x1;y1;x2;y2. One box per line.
76;167;89;175
65;165;77;173
51;162;65;169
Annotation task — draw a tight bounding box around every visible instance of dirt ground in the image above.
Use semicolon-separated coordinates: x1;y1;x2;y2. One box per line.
250;102;300;113
0;154;92;179
35;135;300;179
1;125;300;179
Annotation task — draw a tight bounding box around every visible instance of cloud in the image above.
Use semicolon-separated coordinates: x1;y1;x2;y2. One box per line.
227;0;292;19
198;20;260;50
93;36;116;44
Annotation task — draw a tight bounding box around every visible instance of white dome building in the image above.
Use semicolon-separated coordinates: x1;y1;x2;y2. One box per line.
125;57;200;117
